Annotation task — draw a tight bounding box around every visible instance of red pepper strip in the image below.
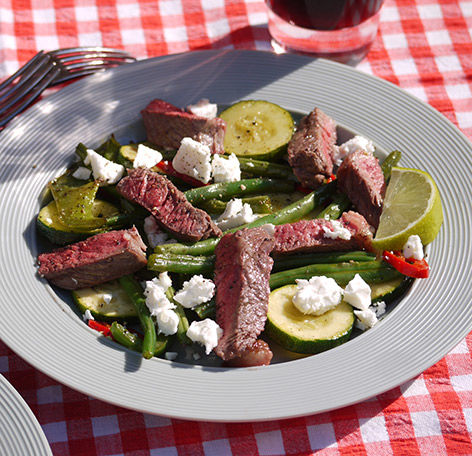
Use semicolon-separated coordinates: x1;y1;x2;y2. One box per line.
88;320;112;337
326;174;336;183
155;160;207;188
383;250;429;279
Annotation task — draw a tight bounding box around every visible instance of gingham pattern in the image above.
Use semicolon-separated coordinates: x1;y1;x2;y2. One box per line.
0;1;471;455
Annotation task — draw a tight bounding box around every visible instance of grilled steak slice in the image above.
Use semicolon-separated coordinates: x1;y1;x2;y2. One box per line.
336;150;385;228
214;227;275;361
117;168;222;242
37;227;147;290
273;211;373;255
288;107;336;189
141;99;226;154
225;340;273;367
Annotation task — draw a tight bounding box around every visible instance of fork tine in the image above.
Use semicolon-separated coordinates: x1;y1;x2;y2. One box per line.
0;54;53;104
0;64;60;128
51;60;132;85
49;46;135;60
55;54;136;66
0;52;47;93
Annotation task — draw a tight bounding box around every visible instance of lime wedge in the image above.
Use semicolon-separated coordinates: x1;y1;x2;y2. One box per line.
372;167;443;251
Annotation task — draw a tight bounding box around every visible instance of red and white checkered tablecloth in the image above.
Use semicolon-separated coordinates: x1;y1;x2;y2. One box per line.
1;1;472;455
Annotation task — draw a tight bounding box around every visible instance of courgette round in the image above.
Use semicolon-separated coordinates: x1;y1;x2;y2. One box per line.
219;100;294;160
37;199;121;245
371;277;412;303
73;280;138;320
266;284;354;354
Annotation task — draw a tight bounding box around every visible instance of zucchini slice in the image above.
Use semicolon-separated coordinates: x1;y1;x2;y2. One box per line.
266;284;354;354
117;144;137;168
37;199;122;245
72;280;138;320
371;277;412;303
219;100;294;160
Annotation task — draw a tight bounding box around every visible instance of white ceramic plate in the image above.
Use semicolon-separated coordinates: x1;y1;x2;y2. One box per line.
0;374;52;455
1;50;471;422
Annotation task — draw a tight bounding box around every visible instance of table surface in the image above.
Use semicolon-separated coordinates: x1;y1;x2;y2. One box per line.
1;1;472;455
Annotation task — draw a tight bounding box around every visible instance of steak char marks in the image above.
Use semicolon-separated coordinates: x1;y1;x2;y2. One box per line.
214;227;275;362
117;168;222;242
288;107;337;189
273;211;373;255
336;150;386;228
37;227;147;290
141;99;226;154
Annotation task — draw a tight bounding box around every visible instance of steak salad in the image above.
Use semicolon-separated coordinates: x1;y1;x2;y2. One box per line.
36;99;443;366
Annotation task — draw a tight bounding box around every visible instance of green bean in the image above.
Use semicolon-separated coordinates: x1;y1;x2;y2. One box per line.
200;195;273;214
193;299;216;319
118;275;157;359
237;157;296;181
166;287;191;345
316;193;351;220
110;321;143;351
269;260;402;290
148;253;215;274
381;150;401;180
155;181;337;256
184;178;295;205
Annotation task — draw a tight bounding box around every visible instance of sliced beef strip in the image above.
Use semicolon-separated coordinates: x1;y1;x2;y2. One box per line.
117;168;222;242
224;339;273;367
273;211;373;255
288;107;337;189
37;227;147;290
336;150;386;228
214;227;275;361
141;99;226;154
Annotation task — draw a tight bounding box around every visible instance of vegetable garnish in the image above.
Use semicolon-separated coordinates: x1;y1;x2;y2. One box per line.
382;250;429;279
155;160;208;188
88;320;112;337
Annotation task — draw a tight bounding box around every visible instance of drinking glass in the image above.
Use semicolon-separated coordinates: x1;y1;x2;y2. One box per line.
266;0;386;65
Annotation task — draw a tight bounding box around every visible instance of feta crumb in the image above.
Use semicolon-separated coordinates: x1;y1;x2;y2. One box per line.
211;153;241;183
187;99;218;119
333;135;375;166
72;166;91;180
403;234;424;260
143;216;172;248
155;308;179;336
322;220;352;240
354;308;378;330
83;309;94;321
216;198;258;230
165;351;179;361
174;275;215;309
172;137;212;183
260;223;275;236
144;272;174;316
102;293;113;305
133;144;163;169
193;352;201;361
372;301;386;318
186;319;223;354
84;149;125;185
292;276;343;316
343;274;371;310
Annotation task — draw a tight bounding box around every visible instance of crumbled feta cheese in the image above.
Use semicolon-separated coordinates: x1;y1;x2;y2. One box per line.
403;234;424;260
216;198;258;230
144;272;174;316
186;319;223;354
372;301;386;318
155;308;179;336
187;99;217;119
260;223;275;236
322;220;352;240
343;274;371;310
133;144;163;169
332;135;375;166
102;293;113;305
174;275;215;309
164;351;178;361
193;352;201;361
72;166;91;180
83;309;94;321
172;137;212;183
292;276;343;316
143;216;171;248
84;149;125;185
211;153;241;183
354;308;378;330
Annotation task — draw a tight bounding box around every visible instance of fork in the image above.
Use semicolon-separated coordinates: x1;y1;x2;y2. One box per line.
0;47;136;128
